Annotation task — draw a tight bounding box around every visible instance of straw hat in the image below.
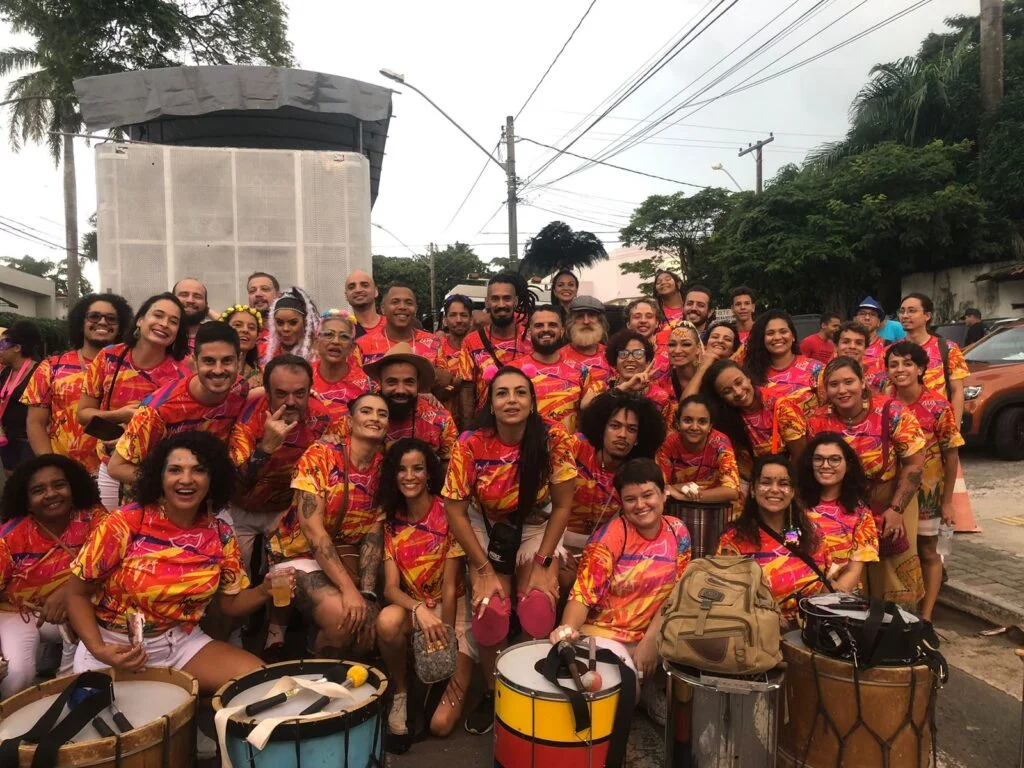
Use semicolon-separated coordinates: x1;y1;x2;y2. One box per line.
363;342;436;391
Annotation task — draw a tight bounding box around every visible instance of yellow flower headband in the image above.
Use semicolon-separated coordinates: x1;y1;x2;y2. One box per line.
219;304;263;329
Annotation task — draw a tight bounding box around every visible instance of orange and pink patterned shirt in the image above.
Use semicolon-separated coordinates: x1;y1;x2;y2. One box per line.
21;351;99;473
311;360;375;424
384;496;464;602
763;355;823;414
442;421;578;525
571;515;691;643
807;500;879;567
903;389;964;521
355;327;443;368
512;352;593;434
0;507;101;611
656;429;740;491
70;503;248;634
568;437;620;537
457;327;533;412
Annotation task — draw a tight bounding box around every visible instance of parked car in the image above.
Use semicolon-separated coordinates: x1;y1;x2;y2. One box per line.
961;321;1024;460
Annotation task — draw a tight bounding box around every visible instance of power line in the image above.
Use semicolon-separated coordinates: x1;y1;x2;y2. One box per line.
443;140;502;232
515;0;600;120
521;202;625;230
522;0;740;186
547;111;842;139
519;137;708;188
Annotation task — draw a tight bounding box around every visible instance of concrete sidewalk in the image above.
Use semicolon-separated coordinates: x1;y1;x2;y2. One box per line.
938;452;1024;631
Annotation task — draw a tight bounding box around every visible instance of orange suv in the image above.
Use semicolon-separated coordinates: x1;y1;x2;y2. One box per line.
961;320;1024;460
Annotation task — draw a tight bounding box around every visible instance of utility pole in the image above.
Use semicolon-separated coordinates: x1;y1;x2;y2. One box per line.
428;242;438;331
980;0;1004;112
738;133;774;194
504;116;519;266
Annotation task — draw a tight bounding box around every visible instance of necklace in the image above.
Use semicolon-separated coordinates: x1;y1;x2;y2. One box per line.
842;399;866;427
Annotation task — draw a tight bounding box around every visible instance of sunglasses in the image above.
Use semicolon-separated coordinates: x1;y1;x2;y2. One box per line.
86;312;119;326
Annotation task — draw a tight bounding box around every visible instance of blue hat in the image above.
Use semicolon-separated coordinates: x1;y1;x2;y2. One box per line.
856;296;885;319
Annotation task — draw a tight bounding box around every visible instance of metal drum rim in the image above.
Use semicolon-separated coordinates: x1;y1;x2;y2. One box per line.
212;658;388;742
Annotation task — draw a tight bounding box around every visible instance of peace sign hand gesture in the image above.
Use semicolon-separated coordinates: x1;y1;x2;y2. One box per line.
258;405;299;454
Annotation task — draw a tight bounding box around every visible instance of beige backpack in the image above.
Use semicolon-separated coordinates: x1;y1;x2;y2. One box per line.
658;556;782;674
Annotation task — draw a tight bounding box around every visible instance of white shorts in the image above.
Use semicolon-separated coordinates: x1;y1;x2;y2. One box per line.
268;558;322;575
96;463;120;512
73;624;214;673
468;507;565;568
918;518;940;537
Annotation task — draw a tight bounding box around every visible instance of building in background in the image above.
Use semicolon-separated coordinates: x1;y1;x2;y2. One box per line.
902;260;1024;322
577;246;654;306
0;265;56;319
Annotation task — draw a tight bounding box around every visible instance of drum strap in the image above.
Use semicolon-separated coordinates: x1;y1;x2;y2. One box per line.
758;522;836;593
0;671;115;768
536;643;636;768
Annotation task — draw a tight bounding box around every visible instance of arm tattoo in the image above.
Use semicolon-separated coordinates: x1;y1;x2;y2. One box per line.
897;470;923;510
359;527;384;593
299;491;319;520
311;535;342;566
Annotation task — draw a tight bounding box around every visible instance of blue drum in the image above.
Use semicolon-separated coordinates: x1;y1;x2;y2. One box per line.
213;659;387;767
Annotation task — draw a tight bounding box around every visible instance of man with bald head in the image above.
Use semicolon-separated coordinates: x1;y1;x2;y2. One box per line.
173;277;210;350
345;270;384;338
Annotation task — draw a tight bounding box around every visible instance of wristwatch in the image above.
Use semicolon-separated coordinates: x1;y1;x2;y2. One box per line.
534;553;554;568
888;503;904;514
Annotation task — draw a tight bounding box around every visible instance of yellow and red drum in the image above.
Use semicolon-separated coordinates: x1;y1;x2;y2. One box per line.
494;639;623;768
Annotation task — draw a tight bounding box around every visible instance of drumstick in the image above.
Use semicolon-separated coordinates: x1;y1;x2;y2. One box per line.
245;666;365;717
558;641;585;692
588;637;596;674
109;698;133;732
92;714;116;739
299;666;369;716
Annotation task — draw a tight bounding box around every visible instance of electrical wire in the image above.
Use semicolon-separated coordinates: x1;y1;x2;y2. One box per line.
443;140;502;232
522;0;740;186
519;137;708;188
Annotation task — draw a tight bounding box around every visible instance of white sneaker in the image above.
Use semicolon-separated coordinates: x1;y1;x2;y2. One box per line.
196;729;218;760
388;692;408;736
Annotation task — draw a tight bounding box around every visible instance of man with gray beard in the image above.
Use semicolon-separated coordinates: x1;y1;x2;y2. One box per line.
563;295;612;383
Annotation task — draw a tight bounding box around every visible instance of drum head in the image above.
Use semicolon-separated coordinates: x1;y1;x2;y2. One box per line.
496;639;622;701
212;659;387;743
0;680;191;743
800;593;919;625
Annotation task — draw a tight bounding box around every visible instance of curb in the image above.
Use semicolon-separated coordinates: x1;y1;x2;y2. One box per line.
939;578;1024;631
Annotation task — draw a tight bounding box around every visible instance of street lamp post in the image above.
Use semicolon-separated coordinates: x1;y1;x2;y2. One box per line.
380;69;519;265
711;163;743;192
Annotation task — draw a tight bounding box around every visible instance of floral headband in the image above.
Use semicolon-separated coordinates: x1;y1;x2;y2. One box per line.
321;308;357;325
219;304;263;329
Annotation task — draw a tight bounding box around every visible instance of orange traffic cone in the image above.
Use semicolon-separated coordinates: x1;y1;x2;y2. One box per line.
952;462;980;533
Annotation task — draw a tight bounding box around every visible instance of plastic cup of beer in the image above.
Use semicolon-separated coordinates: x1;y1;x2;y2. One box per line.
270;572;292;607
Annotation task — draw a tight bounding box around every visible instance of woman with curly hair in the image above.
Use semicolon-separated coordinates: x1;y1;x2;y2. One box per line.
262;286;319;365
740;309;823;414
443;366;577;735
24;293;133;474
312;310;375;422
376;438;475;749
717;454;836;628
220;304;263;387
798;432;879;593
581;329;671;412
66;431;293;693
0;455;104;698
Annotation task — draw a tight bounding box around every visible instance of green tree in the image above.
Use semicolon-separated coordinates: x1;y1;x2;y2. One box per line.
0;1;294;304
2;253;92;297
618;187;735;293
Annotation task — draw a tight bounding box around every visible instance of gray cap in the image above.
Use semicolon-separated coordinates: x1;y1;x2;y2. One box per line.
570;295;605;313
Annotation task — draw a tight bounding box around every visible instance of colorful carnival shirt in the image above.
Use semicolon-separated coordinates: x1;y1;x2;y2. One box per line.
568;438;620;537
332;396;458;460
271;438;385;560
656;429;740;491
661;305;684;322
442;420;578;525
918;335;969;398
457;327;533;411
512;352;593;434
355;327;443;368
808;500;879;567
311;360;375;423
741;388;807;461
20;350;99;472
0;507;100;611
71;504;248;634
763;355;823;414
903;389;964;521
229;395;337;516
803;396;926;487
82;344;186;463
562;345;612;384
437;336;464;377
256;326;271;361
586;378;672;413
114;375;249;466
717;527;833;622
571;516;691;643
384;496;464;602
863;336;888;367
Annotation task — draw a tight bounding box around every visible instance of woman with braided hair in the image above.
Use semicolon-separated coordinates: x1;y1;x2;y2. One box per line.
261;287;319;366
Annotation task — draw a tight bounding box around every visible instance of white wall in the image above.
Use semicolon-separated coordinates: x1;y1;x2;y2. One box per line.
0;266;56;318
576;246;658;304
901;261;1024;322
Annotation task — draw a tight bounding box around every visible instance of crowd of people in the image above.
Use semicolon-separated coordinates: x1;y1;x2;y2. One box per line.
0;265;967;753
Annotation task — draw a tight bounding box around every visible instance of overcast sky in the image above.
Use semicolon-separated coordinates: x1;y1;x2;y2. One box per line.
0;0;979;290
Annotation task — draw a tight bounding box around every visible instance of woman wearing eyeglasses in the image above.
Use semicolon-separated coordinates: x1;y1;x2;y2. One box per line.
580;329;671;412
717;454;836;628
798;433;879;594
311;311;375;423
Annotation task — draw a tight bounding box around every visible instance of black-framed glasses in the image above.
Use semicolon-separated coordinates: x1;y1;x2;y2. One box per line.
85;312;119;326
811;455;843;468
617;349;647;360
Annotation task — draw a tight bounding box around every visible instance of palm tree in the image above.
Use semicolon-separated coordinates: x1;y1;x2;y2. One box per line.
519;221;608;277
805;34;970;170
1;45;84;302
